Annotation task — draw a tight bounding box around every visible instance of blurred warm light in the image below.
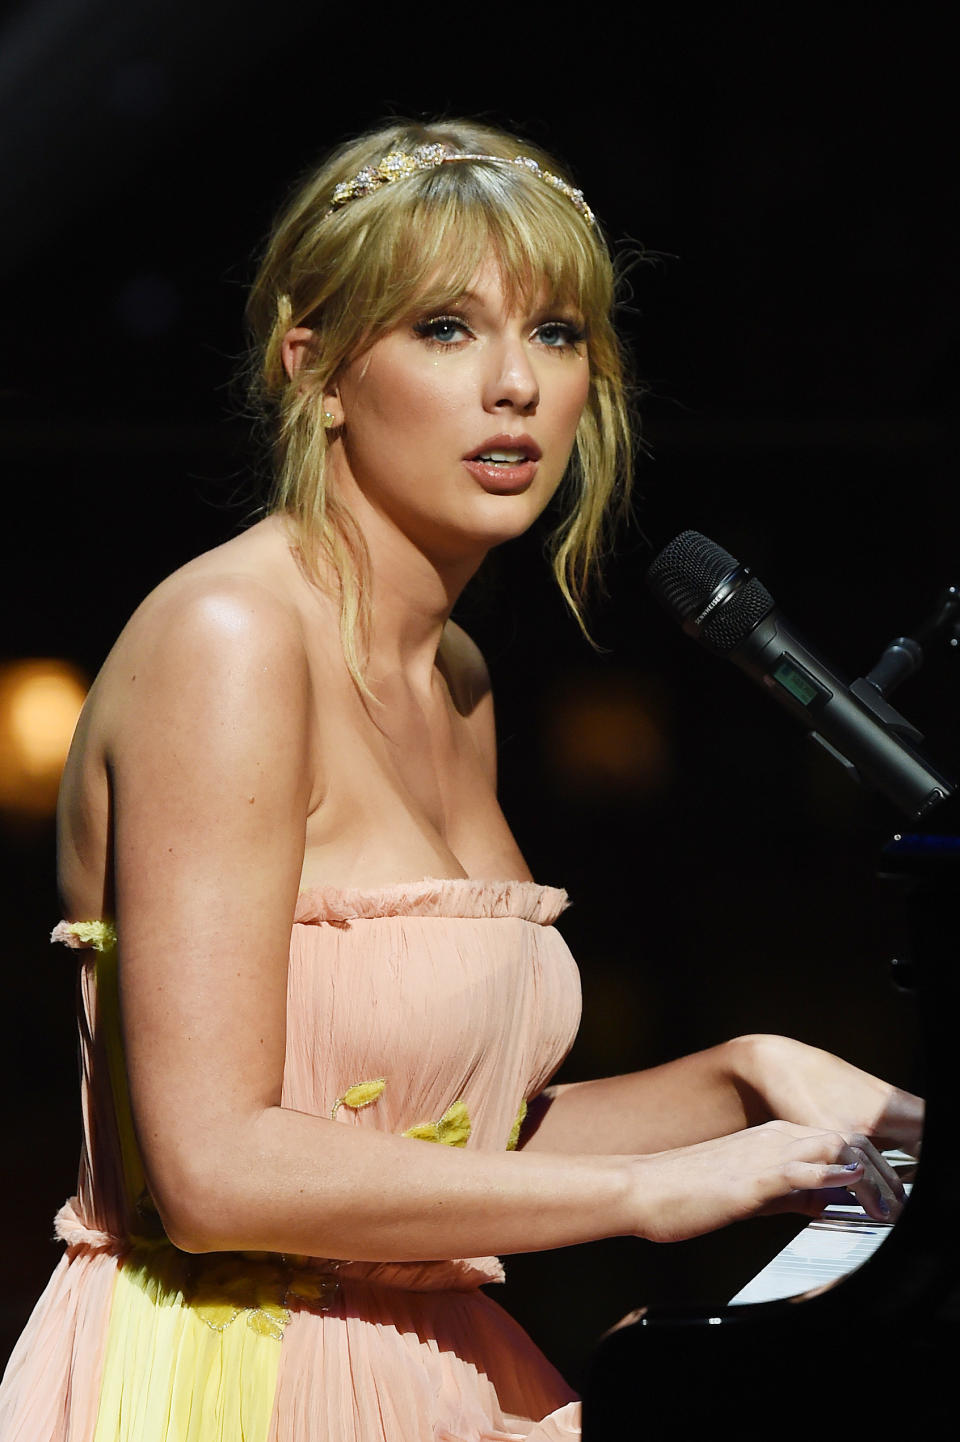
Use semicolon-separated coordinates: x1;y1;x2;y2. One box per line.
545;673;674;798
0;660;87;817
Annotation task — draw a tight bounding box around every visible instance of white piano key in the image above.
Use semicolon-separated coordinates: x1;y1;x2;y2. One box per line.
728;1181;912;1305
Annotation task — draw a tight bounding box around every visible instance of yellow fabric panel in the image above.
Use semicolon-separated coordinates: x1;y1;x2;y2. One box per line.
93;1245;283;1442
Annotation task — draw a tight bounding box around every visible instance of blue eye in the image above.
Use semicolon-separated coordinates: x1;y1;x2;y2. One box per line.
413;316;470;345
535;320;586;349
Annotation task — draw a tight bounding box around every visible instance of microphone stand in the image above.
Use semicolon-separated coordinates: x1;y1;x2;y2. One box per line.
866;584;960;698
583;584;960;1433
803;586;957;814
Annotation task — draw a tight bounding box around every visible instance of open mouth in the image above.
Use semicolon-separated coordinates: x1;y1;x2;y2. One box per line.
465;434;542;464
462;434;542;492
464;432;539;461
471;449;533;465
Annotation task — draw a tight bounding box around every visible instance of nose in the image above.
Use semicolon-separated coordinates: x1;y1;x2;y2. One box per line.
483;335;539;414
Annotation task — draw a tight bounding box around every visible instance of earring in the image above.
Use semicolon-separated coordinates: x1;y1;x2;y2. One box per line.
322;411;337;429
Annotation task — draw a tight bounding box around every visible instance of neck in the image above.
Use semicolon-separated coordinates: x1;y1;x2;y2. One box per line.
364;540;476;691
291;477;489;692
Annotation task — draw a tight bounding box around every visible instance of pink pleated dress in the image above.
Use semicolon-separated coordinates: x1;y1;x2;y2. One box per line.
0;879;583;1440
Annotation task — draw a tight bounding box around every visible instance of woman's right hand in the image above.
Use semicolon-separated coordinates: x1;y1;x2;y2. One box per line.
626;1120;906;1243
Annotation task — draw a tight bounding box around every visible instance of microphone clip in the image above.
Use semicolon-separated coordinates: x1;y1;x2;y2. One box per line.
863;585;960;699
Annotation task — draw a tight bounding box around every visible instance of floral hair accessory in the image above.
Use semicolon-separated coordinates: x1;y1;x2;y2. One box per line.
327;144;595;227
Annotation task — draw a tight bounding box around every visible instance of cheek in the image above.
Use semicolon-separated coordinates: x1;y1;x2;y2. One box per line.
352;357;466;447
558;369;591;441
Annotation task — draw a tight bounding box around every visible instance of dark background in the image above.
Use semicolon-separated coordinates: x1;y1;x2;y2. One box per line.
1;1;956;1388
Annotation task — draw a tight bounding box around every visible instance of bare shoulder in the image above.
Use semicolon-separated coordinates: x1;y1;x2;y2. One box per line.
438;619;492;716
98;522;312;734
97;545;317;825
117;570;305;689
122;525;304;650
57;523;316;915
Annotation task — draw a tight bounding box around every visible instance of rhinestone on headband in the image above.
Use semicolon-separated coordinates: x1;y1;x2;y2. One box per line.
327;144;595;227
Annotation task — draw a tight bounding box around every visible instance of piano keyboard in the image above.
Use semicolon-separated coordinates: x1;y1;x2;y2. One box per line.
729;1162;914;1306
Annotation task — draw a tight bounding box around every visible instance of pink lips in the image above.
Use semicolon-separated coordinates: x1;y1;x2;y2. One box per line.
462;433;542;494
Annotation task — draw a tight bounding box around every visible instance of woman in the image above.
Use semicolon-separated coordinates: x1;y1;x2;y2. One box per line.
0;118;921;1441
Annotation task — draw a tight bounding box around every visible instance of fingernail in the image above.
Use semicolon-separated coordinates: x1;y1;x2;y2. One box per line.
843;1161;860;1171
879;1196;891;1216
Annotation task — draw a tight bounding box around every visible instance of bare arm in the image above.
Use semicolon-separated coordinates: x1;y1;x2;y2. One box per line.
107;590;903;1259
108;585;638;1259
521;1042;765;1155
522;1035;923;1160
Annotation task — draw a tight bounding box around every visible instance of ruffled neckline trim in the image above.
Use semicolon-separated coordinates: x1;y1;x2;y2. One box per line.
294;877;569;926
51;881;569;949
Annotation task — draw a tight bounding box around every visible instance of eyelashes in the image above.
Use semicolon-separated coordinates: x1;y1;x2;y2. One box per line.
412;314;587;352
536;319;588;349
413;316;471;346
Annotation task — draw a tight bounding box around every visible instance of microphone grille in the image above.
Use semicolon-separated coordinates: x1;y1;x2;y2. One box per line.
646;530;740;619
646;530;774;654
700;576;775;652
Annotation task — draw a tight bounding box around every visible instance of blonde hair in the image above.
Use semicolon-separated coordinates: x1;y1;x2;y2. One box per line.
246;118;634;690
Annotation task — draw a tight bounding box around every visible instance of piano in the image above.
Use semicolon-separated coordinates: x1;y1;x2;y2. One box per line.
583;793;960;1433
729;1170;913;1306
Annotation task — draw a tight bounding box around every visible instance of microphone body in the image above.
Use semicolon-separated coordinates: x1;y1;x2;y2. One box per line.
727;609;950;818
647;531;954;820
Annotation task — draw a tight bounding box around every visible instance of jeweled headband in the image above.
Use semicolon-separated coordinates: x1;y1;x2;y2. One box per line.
327;143;595;228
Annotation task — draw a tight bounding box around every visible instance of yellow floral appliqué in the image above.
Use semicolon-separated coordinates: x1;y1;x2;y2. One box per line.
187;1254;340;1340
188;1257;291;1340
52;919;117;952
403;1099;471;1147
506;1098;528;1150
331;1078;387;1119
330;1076;472;1147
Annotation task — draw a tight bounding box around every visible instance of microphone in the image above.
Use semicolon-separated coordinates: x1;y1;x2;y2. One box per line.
646;530;954;819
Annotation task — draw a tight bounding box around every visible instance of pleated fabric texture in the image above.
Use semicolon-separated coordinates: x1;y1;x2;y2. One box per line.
0;879;583;1440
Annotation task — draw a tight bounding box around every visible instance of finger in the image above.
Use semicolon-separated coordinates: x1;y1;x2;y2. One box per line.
847;1135;907;1203
780;1158;864;1196
772;1157;896;1224
848;1176;897;1222
843;1138;906;1220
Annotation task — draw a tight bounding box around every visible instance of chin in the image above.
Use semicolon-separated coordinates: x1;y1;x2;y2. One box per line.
464;495;549;549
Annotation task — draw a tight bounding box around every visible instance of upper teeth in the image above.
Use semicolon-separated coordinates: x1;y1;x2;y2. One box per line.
477;450;526;463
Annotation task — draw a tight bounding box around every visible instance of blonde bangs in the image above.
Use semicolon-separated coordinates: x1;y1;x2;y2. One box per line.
317;163;611;346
